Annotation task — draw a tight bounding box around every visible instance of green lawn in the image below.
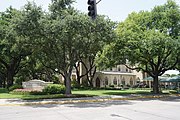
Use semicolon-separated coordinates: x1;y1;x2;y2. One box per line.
0;93;91;100
0;93;24;99
0;89;174;100
72;89;151;96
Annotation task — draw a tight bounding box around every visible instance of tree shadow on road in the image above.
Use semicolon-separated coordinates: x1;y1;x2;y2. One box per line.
65;100;133;108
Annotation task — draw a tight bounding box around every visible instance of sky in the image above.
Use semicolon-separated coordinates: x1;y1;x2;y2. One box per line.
1;0;180;22
1;0;179;74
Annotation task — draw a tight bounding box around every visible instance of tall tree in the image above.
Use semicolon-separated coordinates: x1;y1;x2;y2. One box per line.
0;2;43;88
40;0;116;93
40;13;85;94
75;15;116;87
96;0;180;94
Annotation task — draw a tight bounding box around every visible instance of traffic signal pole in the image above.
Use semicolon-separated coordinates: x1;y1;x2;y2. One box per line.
87;0;97;20
96;0;102;4
87;0;102;20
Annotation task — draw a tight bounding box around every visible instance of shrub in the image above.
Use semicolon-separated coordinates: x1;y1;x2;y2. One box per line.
109;85;114;88
71;79;80;89
9;84;23;91
10;89;46;95
169;90;178;94
43;84;65;94
10;89;31;95
30;91;46;95
0;88;9;93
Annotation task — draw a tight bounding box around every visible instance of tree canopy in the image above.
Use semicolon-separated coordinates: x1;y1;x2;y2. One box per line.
0;0;116;95
96;0;180;94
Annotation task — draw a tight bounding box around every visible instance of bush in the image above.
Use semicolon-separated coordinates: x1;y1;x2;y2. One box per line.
71;80;80;89
43;84;65;94
169;90;178;94
0;88;9;93
10;89;46;95
9;84;23;91
109;85;115;88
30;91;46;95
10;89;31;95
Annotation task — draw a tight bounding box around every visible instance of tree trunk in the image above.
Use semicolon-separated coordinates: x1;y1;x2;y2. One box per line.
153;75;159;94
3;78;6;88
7;70;14;88
89;66;96;87
65;72;72;95
74;65;81;87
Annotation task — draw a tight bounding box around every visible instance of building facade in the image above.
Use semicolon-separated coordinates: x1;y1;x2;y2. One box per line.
92;65;143;88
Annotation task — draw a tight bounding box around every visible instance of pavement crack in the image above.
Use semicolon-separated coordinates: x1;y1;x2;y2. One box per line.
111;114;133;120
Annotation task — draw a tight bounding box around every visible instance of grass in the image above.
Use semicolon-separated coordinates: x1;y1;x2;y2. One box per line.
0;88;9;93
0;93;24;99
0;92;93;100
0;89;177;100
72;89;152;96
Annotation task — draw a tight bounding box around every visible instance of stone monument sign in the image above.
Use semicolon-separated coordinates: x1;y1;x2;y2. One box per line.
22;79;53;91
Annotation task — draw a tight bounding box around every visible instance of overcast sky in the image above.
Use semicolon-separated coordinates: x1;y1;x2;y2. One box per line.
1;0;180;22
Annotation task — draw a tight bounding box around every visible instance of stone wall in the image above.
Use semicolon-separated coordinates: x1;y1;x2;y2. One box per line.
22;79;53;91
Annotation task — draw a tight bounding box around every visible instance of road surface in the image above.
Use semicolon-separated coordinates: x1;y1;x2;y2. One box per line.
0;98;180;120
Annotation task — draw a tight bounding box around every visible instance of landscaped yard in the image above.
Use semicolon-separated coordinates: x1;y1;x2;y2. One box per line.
0;89;177;100
72;89;152;96
0;93;68;100
0;89;149;99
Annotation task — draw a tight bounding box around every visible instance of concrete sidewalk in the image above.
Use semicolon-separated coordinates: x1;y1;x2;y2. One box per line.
0;94;180;106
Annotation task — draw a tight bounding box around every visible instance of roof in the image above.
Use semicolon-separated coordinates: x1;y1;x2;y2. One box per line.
99;71;136;76
143;76;168;81
160;76;180;82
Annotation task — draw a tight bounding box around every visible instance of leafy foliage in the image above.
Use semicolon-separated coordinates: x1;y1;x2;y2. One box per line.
96;0;180;94
43;84;66;94
8;84;23;91
0;88;8;93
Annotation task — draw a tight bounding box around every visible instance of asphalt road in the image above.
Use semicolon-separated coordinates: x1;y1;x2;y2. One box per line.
0;98;180;120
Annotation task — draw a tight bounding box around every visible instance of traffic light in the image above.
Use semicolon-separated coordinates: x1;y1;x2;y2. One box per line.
87;0;97;19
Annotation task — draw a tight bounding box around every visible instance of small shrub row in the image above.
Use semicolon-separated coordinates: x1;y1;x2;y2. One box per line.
10;84;66;95
43;84;65;94
9;84;23;91
0;88;9;93
10;89;45;95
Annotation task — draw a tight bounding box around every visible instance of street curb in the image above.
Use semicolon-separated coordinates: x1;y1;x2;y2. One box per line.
0;94;179;106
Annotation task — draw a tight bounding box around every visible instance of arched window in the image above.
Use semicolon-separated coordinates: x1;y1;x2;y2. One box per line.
113;77;117;85
121;77;125;85
130;77;133;86
105;77;108;85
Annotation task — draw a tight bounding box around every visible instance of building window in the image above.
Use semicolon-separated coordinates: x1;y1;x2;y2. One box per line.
105;77;108;85
130;78;133;86
113;77;117;85
110;67;112;71
121;77;125;85
118;67;121;71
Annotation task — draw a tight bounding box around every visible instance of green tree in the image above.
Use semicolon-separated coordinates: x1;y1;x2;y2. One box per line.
75;15;116;87
96;1;180;94
40;0;116;94
0;2;43;88
40;14;84;94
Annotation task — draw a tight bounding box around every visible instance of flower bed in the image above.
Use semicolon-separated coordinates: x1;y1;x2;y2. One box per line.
10;88;45;95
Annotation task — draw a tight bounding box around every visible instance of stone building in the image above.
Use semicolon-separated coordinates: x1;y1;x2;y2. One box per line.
91;65;144;88
59;62;145;88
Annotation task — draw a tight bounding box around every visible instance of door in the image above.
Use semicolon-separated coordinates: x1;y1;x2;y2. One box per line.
96;78;100;88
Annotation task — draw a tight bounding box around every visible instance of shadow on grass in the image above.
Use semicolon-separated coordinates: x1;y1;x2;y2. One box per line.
0;88;9;93
103;91;152;96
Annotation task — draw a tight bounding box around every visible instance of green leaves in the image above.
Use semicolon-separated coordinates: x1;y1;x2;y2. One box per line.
97;0;180;77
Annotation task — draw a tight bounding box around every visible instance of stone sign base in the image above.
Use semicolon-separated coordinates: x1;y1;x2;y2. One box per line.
22;79;53;91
